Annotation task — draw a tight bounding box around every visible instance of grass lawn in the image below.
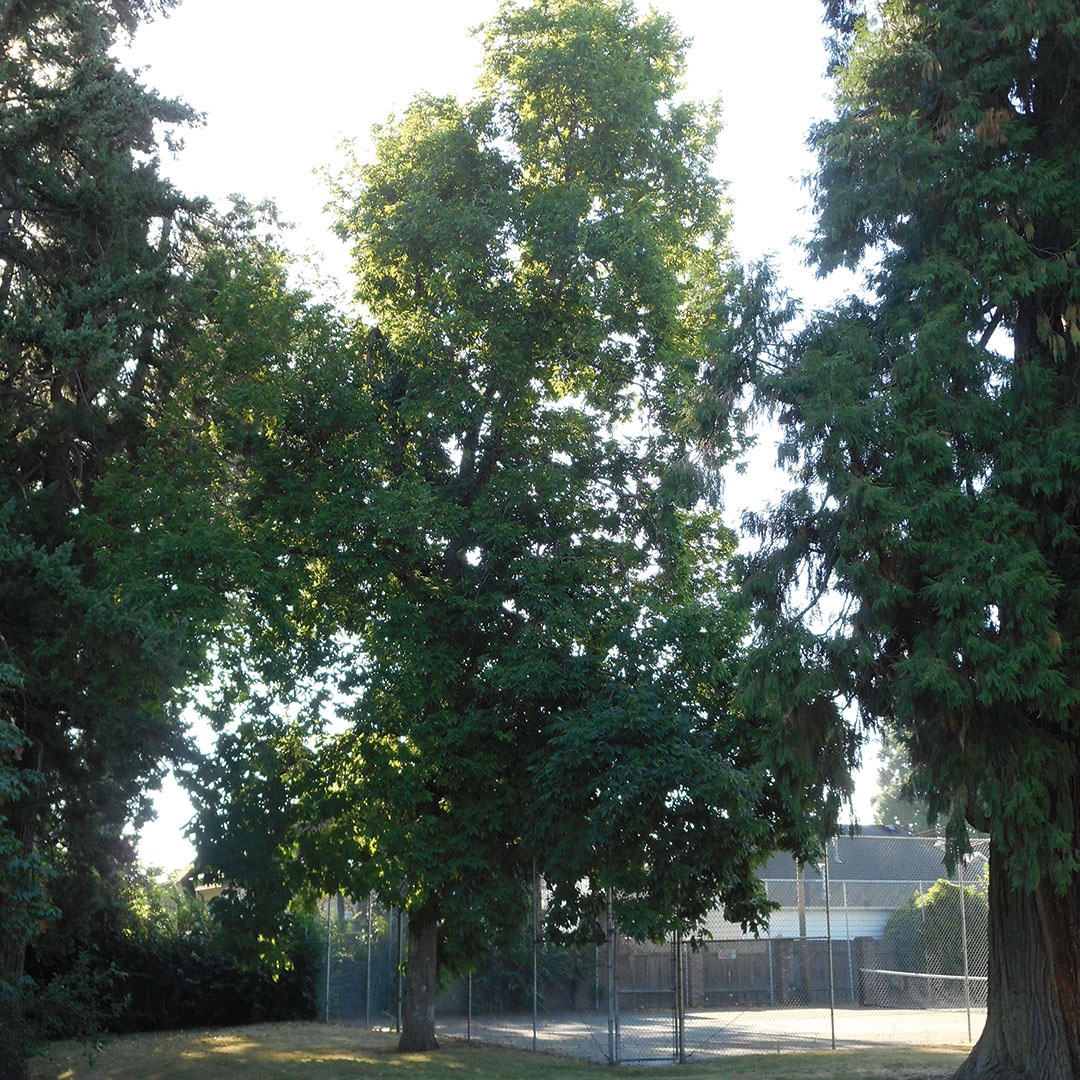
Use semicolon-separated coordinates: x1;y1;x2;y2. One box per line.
28;1022;969;1080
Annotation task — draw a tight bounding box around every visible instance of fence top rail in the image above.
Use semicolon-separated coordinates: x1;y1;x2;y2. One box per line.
762;877;968;885
860;968;988;982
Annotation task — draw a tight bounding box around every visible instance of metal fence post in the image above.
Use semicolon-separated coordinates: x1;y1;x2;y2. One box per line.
843;881;854;1003
823;858;836;1050
765;880;775;1006
396;906;403;1033
532;862;539;1053
467;971;472;1044
958;857;972;1042
674;926;686;1063
388;902;396;1024
606;889;615;1064
325;895;332;1024
918;882;928;974
365;893;373;1030
613;915;621;1064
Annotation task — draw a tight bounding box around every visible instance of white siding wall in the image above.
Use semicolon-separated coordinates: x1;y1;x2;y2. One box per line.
705;907;893;941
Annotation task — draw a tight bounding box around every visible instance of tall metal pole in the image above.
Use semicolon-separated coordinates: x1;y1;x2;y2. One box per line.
532;861;539;1053
765;880;775;1006
613;915;621;1064
325;896;332;1024
387;901;395;1022
823;859;836;1050
467;971;473;1044
606;889;615;1064
843;881;854;1003
365;894;373;1030
396;907;403;1033
674;927;686;1063
958;858;973;1042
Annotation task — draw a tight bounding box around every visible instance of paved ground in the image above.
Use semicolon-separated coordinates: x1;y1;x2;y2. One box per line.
437;1004;986;1063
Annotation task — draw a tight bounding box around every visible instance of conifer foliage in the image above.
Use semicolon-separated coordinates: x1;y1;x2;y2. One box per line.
1;0;192;1050
730;2;1080;1075
0;3;302;1071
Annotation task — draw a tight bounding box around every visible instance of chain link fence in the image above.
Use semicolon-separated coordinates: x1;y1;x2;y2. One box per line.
321;832;990;1064
316;894;405;1031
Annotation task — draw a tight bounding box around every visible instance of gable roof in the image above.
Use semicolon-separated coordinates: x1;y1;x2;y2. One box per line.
757;827;987;910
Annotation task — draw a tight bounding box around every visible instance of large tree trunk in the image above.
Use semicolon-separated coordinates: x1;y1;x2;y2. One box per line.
952;841;1080;1080
397;905;439;1053
0;794;40;1080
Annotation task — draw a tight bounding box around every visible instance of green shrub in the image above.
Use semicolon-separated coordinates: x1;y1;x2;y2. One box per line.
24;868;321;1040
882;877;988;975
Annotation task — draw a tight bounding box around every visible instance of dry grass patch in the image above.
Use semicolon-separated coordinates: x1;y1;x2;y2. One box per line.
28;1022;968;1080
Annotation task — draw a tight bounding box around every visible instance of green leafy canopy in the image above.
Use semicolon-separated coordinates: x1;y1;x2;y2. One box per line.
195;0;789;999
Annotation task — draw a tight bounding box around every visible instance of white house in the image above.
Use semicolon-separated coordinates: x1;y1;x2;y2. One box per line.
704;825;987;942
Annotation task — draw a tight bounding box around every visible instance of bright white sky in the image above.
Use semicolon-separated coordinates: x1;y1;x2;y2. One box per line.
119;0;880;870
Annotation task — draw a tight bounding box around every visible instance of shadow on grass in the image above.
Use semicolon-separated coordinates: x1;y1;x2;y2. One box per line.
28;1021;968;1080
31;1023;599;1080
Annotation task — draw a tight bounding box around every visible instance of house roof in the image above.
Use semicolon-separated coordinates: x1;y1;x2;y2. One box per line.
757;827;988;910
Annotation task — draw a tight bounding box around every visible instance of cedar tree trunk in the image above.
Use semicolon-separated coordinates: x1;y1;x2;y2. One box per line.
952;840;1080;1080
397;904;439;1052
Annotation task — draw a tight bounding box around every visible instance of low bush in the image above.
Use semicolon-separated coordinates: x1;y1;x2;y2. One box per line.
24;867;321;1041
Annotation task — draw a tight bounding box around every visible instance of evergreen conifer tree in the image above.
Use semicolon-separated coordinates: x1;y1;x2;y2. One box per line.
728;2;1080;1075
0;3;311;1070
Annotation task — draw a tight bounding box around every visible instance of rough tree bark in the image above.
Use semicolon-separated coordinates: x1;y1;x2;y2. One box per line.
953;840;1080;1080
397;904;439;1053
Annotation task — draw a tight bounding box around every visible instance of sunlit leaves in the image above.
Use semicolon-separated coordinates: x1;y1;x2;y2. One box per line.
207;0;777;992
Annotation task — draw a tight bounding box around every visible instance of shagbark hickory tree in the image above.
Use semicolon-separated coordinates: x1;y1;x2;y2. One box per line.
726;2;1080;1077
193;0;783;1054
